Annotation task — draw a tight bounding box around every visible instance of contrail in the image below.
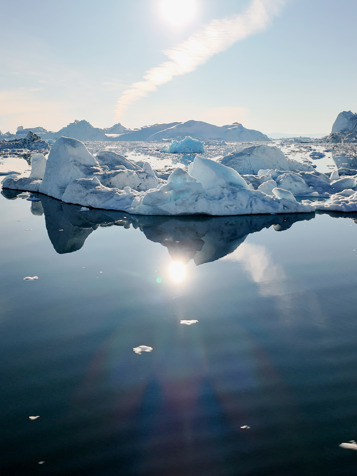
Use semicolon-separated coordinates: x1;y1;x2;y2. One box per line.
116;0;286;118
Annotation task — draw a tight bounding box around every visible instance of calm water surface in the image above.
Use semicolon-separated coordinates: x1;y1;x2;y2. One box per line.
1;190;357;475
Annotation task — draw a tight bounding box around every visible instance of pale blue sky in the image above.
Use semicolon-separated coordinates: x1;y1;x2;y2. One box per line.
0;0;356;135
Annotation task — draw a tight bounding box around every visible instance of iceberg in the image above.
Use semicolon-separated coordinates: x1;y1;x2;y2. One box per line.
0;136;336;216
168;136;204;154
40;137;99;200
0;131;49;152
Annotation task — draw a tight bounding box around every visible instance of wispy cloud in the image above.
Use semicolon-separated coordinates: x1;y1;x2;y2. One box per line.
116;0;285;118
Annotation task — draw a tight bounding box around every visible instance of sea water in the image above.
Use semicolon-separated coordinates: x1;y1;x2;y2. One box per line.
1;190;357;475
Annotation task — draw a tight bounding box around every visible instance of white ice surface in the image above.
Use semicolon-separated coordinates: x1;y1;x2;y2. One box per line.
95;150;140;170
258;179;277;195
272;188;297;201
220;145;313;175
275;173;310;196
29;153;47;179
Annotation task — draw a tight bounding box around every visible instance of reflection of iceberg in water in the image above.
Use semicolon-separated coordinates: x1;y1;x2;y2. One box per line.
137;214;314;265
2;190;315;260
324;210;357;226
39;195;129;254
1;188;23;200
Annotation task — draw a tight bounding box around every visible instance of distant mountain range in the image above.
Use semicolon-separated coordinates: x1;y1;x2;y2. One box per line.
0;119;270;142
3;113;355;143
146;120;269;142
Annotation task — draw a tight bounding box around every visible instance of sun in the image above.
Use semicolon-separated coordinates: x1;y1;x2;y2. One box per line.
158;0;198;28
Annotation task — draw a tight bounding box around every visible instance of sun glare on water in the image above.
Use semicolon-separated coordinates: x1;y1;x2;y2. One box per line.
168;260;187;283
159;0;198;28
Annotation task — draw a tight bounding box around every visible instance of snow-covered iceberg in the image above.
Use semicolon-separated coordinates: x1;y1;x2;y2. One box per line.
0;135;347;216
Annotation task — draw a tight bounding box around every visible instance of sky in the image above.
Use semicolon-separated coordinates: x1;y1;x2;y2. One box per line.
0;0;356;136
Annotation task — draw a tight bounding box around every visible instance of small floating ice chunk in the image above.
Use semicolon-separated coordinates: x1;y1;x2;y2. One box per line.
29;416;40;420
38;461;45;465
133;345;153;355
23;276;39;281
340;441;357;450
80;206;90;212
240;425;251;430
180;320;199;325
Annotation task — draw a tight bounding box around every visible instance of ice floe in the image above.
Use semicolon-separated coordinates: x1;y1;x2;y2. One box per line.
133;345;153;355
340;441;357;451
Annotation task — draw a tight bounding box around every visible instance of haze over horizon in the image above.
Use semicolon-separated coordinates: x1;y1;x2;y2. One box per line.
0;0;356;136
